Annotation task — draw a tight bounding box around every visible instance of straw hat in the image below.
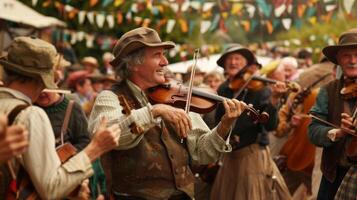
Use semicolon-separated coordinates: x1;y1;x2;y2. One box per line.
82;56;99;67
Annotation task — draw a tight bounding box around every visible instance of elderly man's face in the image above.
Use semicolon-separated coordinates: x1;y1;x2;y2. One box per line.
130;47;169;89
224;53;247;78
337;48;357;78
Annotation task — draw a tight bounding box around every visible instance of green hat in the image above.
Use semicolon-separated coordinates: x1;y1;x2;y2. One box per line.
323;28;357;64
0;37;58;89
217;43;256;68
110;27;175;67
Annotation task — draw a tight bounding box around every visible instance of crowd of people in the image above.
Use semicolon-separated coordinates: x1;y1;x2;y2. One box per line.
0;27;356;200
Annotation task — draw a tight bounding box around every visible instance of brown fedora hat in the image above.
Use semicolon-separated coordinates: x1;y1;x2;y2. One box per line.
0;36;58;89
110;27;175;67
322;28;357;64
217;43;256;68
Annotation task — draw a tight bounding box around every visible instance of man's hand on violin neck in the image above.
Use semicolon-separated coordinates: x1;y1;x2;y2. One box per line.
151;104;192;139
340;113;356;135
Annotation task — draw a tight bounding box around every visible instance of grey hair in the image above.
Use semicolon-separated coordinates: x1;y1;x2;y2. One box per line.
3;68;42;86
114;48;146;79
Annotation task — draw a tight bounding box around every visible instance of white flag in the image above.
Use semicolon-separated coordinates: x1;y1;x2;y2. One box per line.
282;18;292;30
85;34;95;48
343;0;355;14
200;20;211;33
78;11;86;25
87;12;95;25
274;4;286;17
96;13;106;28
106;14;115;29
166;19;176;33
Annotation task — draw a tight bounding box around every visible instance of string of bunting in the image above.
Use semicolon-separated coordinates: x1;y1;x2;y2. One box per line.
30;0;356;35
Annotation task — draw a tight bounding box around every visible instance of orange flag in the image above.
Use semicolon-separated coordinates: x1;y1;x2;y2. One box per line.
179;19;188;33
297;4;306;17
90;0;98;7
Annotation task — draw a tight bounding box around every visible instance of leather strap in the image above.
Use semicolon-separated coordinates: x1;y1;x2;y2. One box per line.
60;100;74;146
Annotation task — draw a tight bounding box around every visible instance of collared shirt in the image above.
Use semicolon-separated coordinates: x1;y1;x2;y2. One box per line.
0;87;94;199
88;80;231;164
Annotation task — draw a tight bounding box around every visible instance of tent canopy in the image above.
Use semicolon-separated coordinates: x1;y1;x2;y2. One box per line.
0;0;66;28
167;54;272;74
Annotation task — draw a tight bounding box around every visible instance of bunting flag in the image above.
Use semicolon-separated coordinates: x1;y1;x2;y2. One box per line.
274;4;286;17
170;3;179;13
241;20;250;32
32;0;38;6
76;31;85;41
272;19;280;29
200;20;211;33
343;0;356;14
202;2;215;12
245;4;256;18
190;1;201;10
231;3;243;15
256;0;272;17
166;19;176;33
116;11;123;24
85;34;95;48
102;0;113;7
321;11;333;23
295;18;303;29
114;0;124;7
308;16;317;25
106;14;115;28
89;0;98;7
209;14;220;32
251;19;258;32
178;19;188;33
266;20;273;34
297;4;307;18
86;12;95;25
78;11;86;24
282;18;292;30
96;13;106;28
188;20;196;35
181;2;190;12
305;6;317;18
325;4;337;12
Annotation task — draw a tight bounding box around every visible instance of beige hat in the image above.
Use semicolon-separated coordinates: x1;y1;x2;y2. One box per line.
323;28;357;64
0;36;58;89
82;56;98;67
217;43;256;68
54;54;71;69
110;27;175;67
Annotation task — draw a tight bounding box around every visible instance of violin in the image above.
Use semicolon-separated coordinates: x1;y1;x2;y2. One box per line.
147;79;269;123
341;79;357;99
229;70;299;93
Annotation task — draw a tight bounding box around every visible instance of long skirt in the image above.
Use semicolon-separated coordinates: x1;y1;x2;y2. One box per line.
210;144;292;200
335;166;357;200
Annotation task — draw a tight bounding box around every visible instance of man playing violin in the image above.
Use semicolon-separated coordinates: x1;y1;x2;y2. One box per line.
308;28;357;200
210;44;291;200
88;27;246;200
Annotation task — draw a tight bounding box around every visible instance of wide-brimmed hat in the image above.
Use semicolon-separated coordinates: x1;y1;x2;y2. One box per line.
82;56;98;67
0;37;58;89
110;27;175;67
323;28;357;64
217;44;256;68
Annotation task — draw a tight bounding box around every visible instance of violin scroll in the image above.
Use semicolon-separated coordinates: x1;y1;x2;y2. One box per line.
245;104;269;123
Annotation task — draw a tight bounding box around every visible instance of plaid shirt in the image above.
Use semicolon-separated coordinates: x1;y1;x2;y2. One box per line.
335;166;357;200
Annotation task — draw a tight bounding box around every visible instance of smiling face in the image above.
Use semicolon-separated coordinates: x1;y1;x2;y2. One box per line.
129;47;169;90
36;91;60;107
337;47;357;78
223;53;248;79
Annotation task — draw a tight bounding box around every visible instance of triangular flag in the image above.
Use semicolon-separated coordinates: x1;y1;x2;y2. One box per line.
241;20;250;32
245;4;256;18
297;4;306;17
32;0;38;6
96;13;106;28
68;9;78;19
76;31;85;42
142;18;151;27
181;2;190;12
325;4;337;12
272;19;280;29
343;0;356;14
200;20;211;33
114;0;124;7
282;18;292;30
287;4;293;13
131;3;138;13
85;34;95;48
295;18;303;29
134;16;143;25
78;11;86;25
106;14;115;28
256;0;272;17
190;2;201;10
231;3;243;15
209;14;220;32
188;20;196;35
308;16;317;25
126;11;132;22
166;19;176;33
70;32;77;45
151;6;160;16
203;2;215;12
274;4;286;17
117;11;123;24
266;21;273;34
178;19;188;33
321;11;333;23
87;12;95;25
306;6;317;18
251;19;258;32
222;12;229;19
89;0;98;7
102;0;113;7
170;3;179;13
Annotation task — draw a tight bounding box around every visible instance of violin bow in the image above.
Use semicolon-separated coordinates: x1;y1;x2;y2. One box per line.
181;49;200;143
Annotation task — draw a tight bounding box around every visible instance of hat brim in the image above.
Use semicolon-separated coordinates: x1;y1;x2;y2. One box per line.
110;40;175;66
0;58;57;89
322;44;357;64
217;48;256;68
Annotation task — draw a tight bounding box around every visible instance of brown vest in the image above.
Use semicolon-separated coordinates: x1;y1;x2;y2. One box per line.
109;82;195;199
322;79;351;182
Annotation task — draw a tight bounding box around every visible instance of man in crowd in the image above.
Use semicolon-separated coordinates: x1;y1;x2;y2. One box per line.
308;28;357;200
0;36;120;199
88;27;245;200
210;44;291;200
